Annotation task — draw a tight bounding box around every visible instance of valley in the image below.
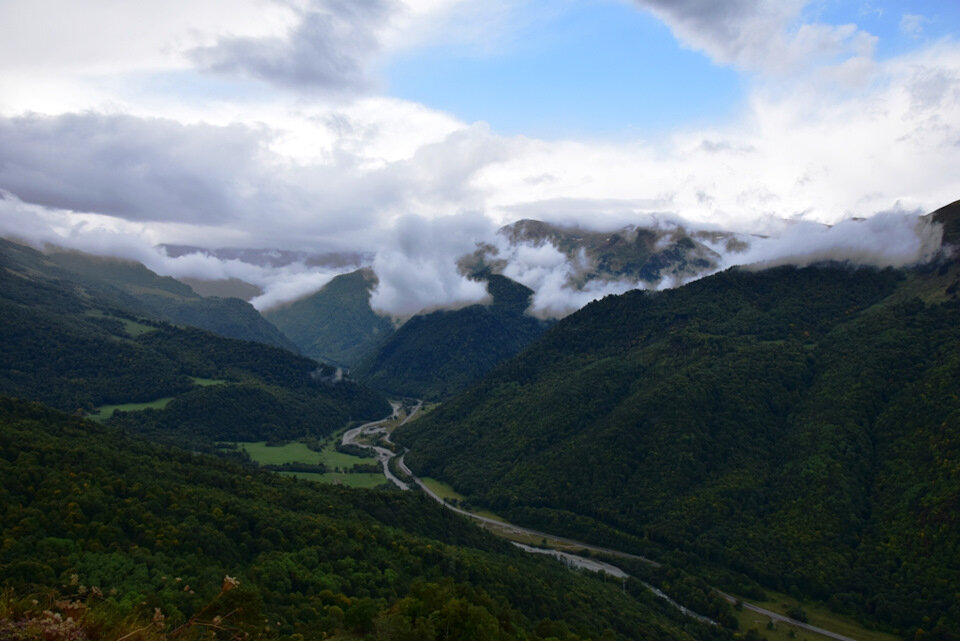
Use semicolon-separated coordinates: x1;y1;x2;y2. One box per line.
0;204;958;641
335;399;896;641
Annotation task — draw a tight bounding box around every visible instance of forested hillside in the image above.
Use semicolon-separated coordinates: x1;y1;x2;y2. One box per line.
45;248;298;352
396;243;960;637
0;238;388;444
265;268;395;367
356;275;550;399
0;397;727;641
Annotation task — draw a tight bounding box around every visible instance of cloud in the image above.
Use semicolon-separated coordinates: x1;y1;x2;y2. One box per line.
730;212;944;270
189;0;398;94
633;0;876;75
492;240;634;317
369;213;495;317
900;14;927;38
0;0;296;74
0;112;506;250
0;113;267;225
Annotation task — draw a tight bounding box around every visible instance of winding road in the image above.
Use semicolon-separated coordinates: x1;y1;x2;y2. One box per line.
343;402;864;641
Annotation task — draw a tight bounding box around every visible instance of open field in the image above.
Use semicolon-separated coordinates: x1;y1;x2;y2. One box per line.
732;607;839;641
90;397;175;421
84;310;156;337
239;441;322;466
90;378;227;421
236;434;383;487
419;477;506;522
279;470;388;488
733;590;900;641
315;436;376;470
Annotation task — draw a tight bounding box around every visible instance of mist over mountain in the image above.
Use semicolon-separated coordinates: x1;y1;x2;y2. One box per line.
22;244;299;352
2;171;945;322
160;244;369;270
0;237;388;442
264;268;395;367
394;201;960;637
355;274;551;399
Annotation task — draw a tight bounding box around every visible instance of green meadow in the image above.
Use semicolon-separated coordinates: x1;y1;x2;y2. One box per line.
420;477;506;522
90;397;175;421
236;434;388;488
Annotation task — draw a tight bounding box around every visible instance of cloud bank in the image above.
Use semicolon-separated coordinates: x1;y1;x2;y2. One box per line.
0;0;958;319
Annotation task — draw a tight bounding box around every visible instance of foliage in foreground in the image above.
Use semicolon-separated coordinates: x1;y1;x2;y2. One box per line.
0;398;728;641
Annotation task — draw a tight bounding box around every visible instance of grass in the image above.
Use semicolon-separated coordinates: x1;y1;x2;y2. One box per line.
419;476;464;501
419;477;506;523
238;441;322;466
732;607;838;641
90;378;225;421
280;471;388;488
315;437;374;470
84;310;156;337
235;434;386;487
118;318;157;337
90;397;175;421
735;589;901;641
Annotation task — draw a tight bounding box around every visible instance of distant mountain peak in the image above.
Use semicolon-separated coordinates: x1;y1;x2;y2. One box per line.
484;218;745;290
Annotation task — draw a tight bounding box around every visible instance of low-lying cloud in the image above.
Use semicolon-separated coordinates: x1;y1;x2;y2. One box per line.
1;190;950;321
731;212;945;271
369;213;494;318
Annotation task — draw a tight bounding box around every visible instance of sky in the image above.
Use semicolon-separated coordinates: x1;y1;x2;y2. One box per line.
0;0;958;315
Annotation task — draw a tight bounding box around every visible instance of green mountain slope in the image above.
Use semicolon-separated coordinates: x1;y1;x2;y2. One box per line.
355;275;551;399
264;268;395;367
395;254;960;637
0;397;726;641
45;249;298;352
0;238;388;443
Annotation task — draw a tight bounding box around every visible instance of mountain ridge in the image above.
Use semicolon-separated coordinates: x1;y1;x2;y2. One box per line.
394;251;960;637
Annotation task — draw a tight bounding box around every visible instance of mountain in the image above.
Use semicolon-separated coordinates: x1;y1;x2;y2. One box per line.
931;198;960;246
355;274;551;399
0;397;722;641
44;248;298;352
264;268;395;367
461;218;747;292
178;276;264;300
160;243;369;269
0;237;388;444
395;216;960;637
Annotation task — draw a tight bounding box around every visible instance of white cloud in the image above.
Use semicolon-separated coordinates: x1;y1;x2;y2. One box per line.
900;13;927;38
732;212;944;270
369;213;495;317
189;0;397;94
1;0;959;320
632;0;877;76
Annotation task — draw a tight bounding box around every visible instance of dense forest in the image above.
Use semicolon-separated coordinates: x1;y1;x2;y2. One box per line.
3;205;960;640
0;397;728;641
45;248;298;352
0;238;389;443
265;268;395;367
396;241;960;638
356;275;550;399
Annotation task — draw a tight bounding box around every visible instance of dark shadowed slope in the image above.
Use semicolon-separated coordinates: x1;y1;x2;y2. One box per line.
44;248;299;351
355;275;551;399
0;237;388;445
264;268;395;367
396;240;960;637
